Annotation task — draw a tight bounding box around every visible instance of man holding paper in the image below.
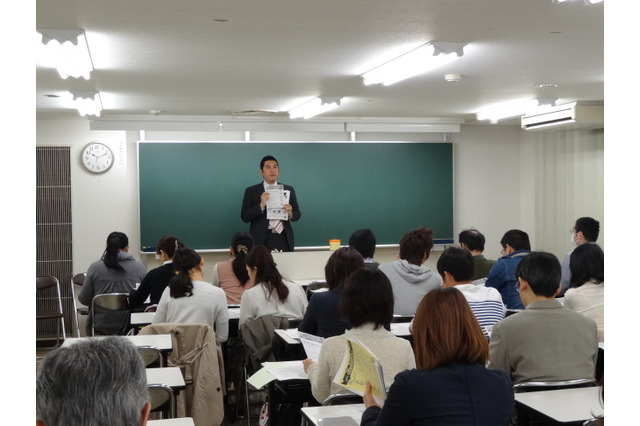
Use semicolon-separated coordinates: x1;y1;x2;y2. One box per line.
241;155;301;252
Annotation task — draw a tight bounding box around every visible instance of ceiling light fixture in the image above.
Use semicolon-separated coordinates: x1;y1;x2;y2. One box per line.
70;91;103;117
361;42;466;86
476;98;556;123
37;29;94;79
288;97;342;119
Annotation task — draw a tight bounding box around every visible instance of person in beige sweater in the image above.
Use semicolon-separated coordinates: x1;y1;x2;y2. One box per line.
303;268;416;404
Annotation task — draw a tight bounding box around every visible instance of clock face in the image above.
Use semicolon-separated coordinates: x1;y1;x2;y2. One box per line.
81;143;114;173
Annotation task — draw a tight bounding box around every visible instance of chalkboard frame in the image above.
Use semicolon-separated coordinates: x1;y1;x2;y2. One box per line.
137;141;454;251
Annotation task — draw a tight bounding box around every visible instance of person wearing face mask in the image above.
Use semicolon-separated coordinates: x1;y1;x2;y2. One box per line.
559;217;600;296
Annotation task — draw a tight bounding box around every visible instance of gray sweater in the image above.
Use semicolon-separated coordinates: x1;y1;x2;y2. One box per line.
378;259;441;316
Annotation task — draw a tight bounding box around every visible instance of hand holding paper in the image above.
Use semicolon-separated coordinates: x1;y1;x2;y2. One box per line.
332;338;386;406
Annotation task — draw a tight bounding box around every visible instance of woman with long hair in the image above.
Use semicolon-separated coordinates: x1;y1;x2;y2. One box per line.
129;235;184;309
298;247;364;338
303;268;415;404
153;246;229;343
212;232;255;304
238;245;307;325
362;287;514;426
78;231;147;335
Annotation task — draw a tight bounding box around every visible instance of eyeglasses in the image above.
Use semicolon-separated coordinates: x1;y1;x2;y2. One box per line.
515;277;521;291
569;227;576;234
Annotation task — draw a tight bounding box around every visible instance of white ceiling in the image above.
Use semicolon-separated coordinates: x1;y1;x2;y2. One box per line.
35;0;604;125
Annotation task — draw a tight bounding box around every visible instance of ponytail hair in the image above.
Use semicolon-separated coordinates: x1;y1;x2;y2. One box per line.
231;232;254;286
103;232;129;272
156;235;184;259
169;246;201;298
246;245;288;302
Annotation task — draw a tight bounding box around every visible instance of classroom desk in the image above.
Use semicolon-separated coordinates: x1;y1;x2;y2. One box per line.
131;311;155;328
514;386;603;425
63;334;173;352
301;403;365;426
148;419;195;426
146;366;186;392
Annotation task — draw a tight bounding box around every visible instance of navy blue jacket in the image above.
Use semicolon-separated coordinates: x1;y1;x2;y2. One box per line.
361;363;514;426
298;289;350;338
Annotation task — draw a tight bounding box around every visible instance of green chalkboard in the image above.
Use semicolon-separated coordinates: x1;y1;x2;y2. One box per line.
138;142;454;251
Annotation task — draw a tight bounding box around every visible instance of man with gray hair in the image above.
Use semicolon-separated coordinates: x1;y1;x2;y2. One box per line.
36;337;151;426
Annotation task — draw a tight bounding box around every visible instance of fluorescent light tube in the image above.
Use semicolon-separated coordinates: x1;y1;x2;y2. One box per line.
289;97;342;119
37;29;94;80
361;42;465;86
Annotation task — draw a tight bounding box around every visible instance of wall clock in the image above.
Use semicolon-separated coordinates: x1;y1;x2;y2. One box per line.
81;142;114;173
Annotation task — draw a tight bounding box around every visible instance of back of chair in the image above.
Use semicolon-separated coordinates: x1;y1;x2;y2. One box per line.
36;275;66;341
513;378;598;393
305;281;327;301
322;393;363;406
138;345;164;368
148;384;176;419
91;293;130;336
71;273;87;337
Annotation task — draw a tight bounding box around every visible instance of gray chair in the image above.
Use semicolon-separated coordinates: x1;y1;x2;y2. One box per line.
138;345;164;368
305;281;327;301
322;393;363;406
91;292;130;336
148;383;177;419
36;275;66;343
583;415;604;426
70;272;87;337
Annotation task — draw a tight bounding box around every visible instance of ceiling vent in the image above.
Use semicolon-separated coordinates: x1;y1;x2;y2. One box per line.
521;101;603;131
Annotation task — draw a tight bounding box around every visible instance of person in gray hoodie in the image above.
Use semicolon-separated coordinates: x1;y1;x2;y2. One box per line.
379;227;442;316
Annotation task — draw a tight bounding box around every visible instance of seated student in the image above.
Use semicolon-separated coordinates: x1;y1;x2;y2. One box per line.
458;228;495;281
438;247;505;337
212;232;255;304
489;251;599;384
129;235;183;310
564;242;604;342
378;227;441;316
79;231;147;335
349;228;379;270
298;247;364;338
36;337;151;426
485;229;531;309
560;216;600;295
153;246;229;343
361;287;514;426
303;269;416;404
239;245;308;325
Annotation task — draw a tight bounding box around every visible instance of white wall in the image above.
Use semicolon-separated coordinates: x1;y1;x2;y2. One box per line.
38;115;603;282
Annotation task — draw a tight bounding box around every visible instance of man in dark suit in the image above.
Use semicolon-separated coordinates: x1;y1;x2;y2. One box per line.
241;155;301;251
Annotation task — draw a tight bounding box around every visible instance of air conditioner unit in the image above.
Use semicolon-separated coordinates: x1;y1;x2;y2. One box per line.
521;101;604;131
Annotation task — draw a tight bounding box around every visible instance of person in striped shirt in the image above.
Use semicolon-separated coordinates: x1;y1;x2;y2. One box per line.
438;247;506;337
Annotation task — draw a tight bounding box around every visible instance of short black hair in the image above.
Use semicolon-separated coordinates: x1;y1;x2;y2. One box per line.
500;229;531;251
574;217;600;242
260;155;278;170
348;228;377;259
437;247;474;282
569;242;604;288
458;229;486;252
340;268;393;329
515;251;561;297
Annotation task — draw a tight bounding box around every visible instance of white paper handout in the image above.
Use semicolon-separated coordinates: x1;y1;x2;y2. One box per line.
266;185;290;220
298;331;325;362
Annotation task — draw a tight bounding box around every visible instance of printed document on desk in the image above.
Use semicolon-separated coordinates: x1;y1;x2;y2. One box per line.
298;331;324;362
247;360;307;389
332;338;386;405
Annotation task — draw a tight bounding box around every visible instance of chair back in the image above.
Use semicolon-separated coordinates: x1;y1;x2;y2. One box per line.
583;415;604;426
91;293;131;336
322;393;363;406
36;275;66;341
513;378;598;393
70;273;87;337
148;384;177;419
138;345;164;368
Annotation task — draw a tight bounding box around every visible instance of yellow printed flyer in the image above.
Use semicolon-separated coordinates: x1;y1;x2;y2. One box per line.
332;337;386;405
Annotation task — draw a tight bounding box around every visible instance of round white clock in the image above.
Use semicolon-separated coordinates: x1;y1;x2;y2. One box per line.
81;142;114;173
